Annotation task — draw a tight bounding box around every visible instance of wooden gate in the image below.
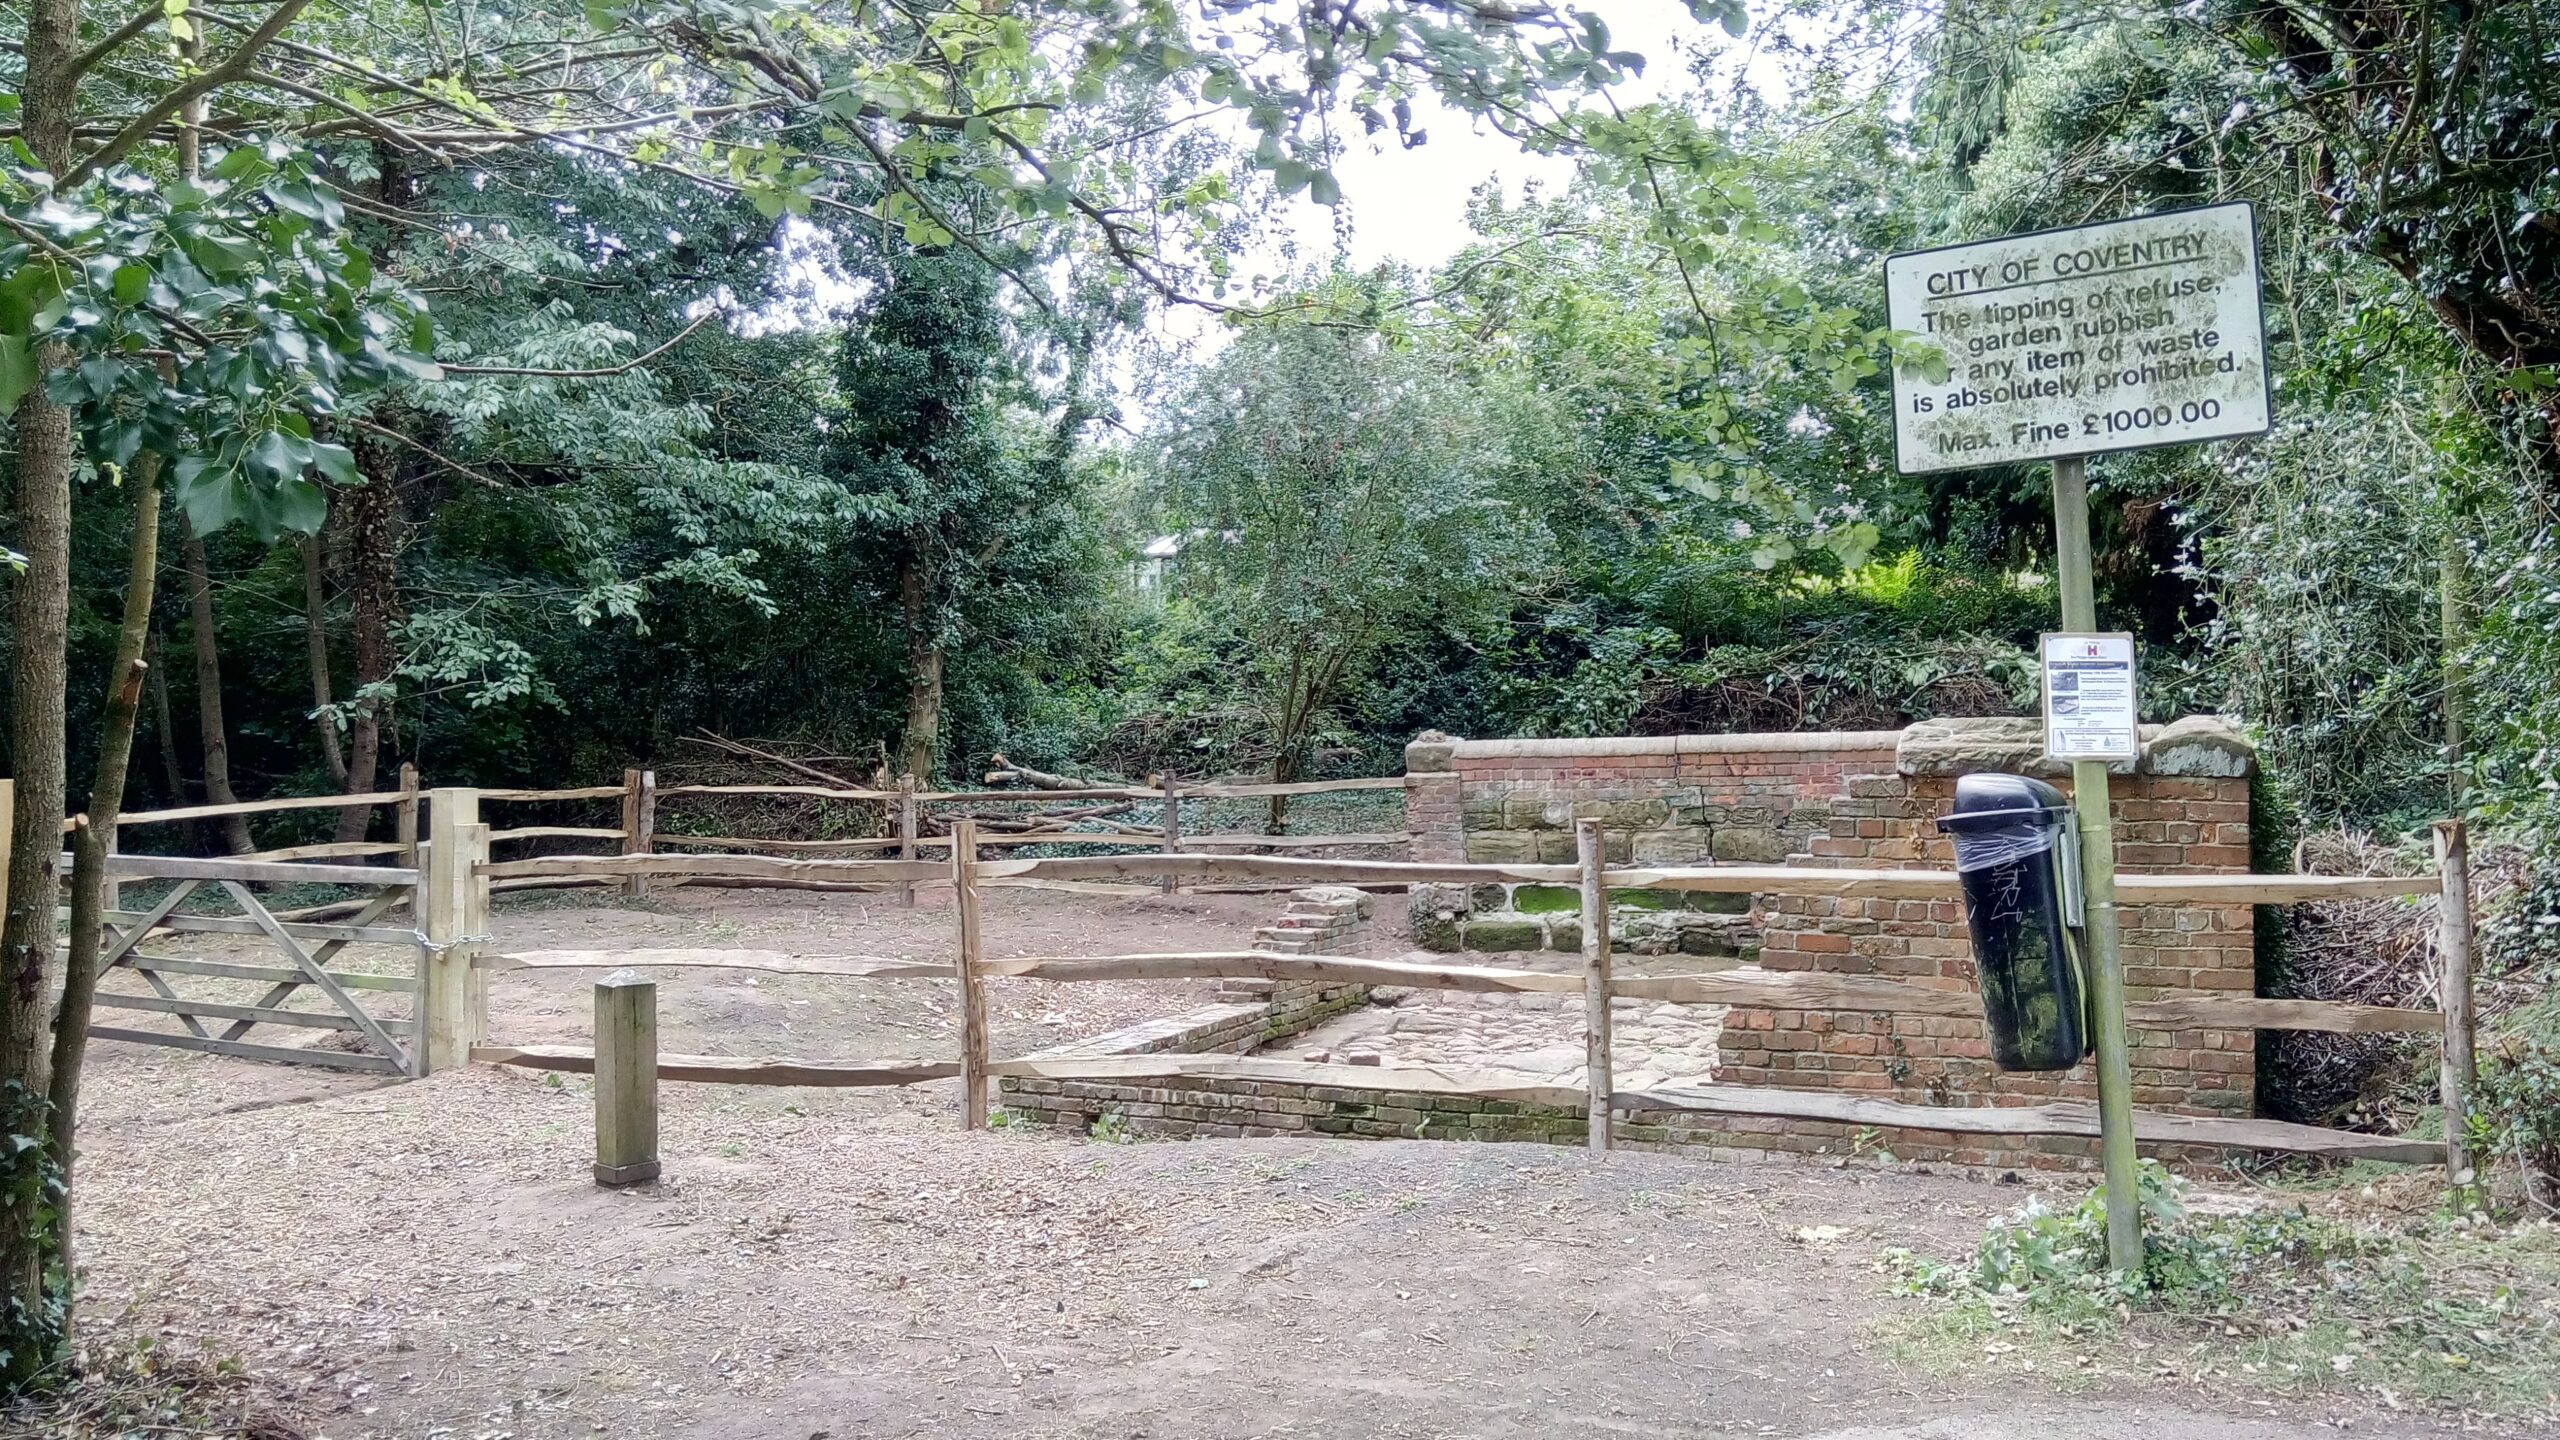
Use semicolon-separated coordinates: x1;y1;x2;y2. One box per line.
89;855;428;1076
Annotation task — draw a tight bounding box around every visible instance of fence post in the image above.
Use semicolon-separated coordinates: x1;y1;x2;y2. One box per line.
898;772;919;909
950;817;988;1128
1158;771;1182;895
395;762;421;869
1577;818;1614;1153
101;821;121;917
593;969;662;1187
621;767;656;901
2433;818;2480;1201
421;787;490;1073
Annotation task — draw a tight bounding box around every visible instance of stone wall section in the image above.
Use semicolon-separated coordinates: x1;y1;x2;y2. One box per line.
1405;731;1899;955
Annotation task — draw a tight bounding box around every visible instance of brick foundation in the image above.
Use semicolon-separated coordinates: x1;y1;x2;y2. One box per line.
1395;716;2261;1170
1000;887;1376;1130
1011;721;2266;1173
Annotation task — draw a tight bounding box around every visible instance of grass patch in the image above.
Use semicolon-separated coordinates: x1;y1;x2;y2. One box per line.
1879;1163;2560;1422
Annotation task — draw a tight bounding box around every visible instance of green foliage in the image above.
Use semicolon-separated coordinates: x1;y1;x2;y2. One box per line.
2472;1041;2560;1208
2206;0;2560;382
821;245;1110;777
1886;1165;2560;1417
0;1083;65;1384
0;142;435;539
1153;292;1529;781
1890;1162;2298;1314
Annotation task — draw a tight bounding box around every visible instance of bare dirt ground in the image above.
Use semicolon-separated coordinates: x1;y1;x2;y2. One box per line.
49;887;2497;1438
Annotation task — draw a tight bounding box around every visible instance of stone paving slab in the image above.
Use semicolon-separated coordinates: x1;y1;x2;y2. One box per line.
1278;989;1728;1089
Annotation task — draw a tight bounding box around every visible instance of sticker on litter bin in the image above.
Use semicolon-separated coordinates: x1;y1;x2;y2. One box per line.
2042;633;2139;761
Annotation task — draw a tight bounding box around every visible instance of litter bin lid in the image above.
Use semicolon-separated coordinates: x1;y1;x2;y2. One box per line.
1935;772;2070;835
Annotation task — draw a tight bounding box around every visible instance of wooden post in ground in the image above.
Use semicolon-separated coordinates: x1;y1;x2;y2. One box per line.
620;767;657;901
1158;772;1182;895
395;762;421;869
2433;818;2480;1201
1577;818;1614;1153
101;821;120;917
593;969;662;1187
2050;453;2143;1273
950;817;989;1128
420;787;491;1073
897;773;919;909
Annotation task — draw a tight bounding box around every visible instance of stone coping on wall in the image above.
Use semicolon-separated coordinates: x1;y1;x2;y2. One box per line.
1408;730;1904;770
1896;715;2254;778
1408;716;2254;778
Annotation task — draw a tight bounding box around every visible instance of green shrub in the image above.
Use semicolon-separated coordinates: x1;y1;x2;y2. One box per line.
2471;1040;2560;1208
1887;1161;2353;1321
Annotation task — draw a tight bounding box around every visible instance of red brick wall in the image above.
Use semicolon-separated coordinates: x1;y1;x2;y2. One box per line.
1403;721;2260;1170
1727;770;2257;1122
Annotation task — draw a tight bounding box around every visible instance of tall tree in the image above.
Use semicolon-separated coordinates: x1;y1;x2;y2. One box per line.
826;250;1024;781
178;528;254;854
1156;306;1525;804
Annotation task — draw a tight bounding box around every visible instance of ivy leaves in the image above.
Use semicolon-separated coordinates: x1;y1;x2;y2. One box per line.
0;140;436;540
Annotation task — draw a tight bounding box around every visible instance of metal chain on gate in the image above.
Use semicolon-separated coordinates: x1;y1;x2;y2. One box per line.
412;930;495;954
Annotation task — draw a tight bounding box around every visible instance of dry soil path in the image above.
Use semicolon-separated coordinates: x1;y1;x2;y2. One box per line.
59;1057;2472;1440
53;887;2488;1438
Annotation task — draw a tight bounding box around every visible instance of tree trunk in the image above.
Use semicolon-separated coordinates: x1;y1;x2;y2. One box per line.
303;533;347;788
181;528;256;855
1;0;84;1385
897;550;945;782
144;625;196;837
335;461;401;841
2442;525;2469;814
51;450;163;1293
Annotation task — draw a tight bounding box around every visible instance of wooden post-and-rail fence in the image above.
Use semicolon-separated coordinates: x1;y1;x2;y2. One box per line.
37;773;2488;1206
89;768;1418;885
453;815;2485;1198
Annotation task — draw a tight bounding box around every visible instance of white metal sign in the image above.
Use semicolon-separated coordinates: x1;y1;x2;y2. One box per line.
1886;203;2268;474
2042;633;2141;762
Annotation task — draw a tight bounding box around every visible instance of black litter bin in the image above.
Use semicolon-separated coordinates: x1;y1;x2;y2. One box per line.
1935;773;2089;1072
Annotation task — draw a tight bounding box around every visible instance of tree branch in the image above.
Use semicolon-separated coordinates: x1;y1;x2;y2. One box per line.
436;309;719;377
62;0;314;186
65;1;167;84
343;416;504;489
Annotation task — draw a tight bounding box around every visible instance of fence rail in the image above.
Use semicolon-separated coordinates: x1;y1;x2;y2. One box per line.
60;776;2473;1183
459;811;2474;1179
80;769;1414;907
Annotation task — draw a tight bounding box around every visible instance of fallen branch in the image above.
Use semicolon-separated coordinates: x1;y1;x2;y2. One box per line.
686;730;868;791
983;753;1127;791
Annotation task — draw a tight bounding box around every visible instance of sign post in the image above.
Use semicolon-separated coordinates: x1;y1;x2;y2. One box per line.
1887;202;2269;1275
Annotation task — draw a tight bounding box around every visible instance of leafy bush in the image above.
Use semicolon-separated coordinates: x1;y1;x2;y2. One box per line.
1887;1161;2351;1321
1886;1164;2560;1417
2472;1041;2560;1213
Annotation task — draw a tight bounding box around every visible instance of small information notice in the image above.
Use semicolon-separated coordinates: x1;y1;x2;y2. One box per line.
1886;203;2268;473
2042;633;2141;761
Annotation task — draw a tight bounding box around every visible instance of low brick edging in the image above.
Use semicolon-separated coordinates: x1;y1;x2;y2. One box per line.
1000;1060;2236;1172
1000;886;1377;1130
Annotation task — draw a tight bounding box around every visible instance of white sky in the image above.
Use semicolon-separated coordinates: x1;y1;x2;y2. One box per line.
1273;0;1717;273
1147;1;1803;355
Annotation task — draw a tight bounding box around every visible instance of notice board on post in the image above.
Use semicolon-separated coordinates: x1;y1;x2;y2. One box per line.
2041;632;2140;762
1884;202;2269;474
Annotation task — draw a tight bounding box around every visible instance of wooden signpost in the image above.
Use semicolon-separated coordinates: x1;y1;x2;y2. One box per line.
1889;202;2272;1274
